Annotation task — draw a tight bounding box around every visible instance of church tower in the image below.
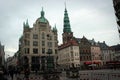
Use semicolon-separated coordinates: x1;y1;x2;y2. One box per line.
62;6;73;44
58;6;80;70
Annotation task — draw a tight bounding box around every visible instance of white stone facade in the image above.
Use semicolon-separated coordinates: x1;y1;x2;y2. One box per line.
58;45;80;70
19;9;58;71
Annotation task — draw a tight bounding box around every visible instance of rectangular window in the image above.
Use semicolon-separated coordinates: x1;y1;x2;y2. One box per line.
42;32;45;39
54;36;57;40
71;52;73;58
47;34;52;40
47;34;50;40
55;42;57;47
87;56;89;60
33;48;38;54
84;56;86;60
47;42;52;47
33;41;38;46
49;36;52;40
42;48;45;54
42;41;45;46
31;56;39;63
25;48;29;54
55;49;57;54
47;49;52;54
33;34;38;39
24;40;30;46
80;56;82;61
25;33;30;38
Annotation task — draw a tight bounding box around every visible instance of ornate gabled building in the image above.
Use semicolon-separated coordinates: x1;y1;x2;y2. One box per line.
6;52;19;69
19;8;58;71
98;41;113;65
109;44;120;61
76;37;102;69
90;42;102;68
58;7;80;70
76;36;92;69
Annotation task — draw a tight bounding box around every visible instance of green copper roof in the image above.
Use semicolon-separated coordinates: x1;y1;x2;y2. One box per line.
39;7;47;23
23;19;29;28
54;26;57;32
53;24;57;32
23;22;25;27
63;7;71;33
26;19;29;27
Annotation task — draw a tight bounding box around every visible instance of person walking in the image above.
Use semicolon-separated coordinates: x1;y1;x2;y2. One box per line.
9;67;14;80
24;68;30;80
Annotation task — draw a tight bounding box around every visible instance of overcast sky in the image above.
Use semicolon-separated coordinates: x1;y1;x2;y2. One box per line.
0;0;119;57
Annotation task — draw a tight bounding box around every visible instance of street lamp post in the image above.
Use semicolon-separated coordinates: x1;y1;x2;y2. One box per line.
47;49;53;73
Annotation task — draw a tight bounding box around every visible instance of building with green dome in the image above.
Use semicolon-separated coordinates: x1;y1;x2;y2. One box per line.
19;8;58;72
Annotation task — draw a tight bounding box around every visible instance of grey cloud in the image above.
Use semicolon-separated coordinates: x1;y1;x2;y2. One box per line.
0;0;119;56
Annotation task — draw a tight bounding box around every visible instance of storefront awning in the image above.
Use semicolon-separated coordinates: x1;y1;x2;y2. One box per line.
84;61;101;65
84;61;92;65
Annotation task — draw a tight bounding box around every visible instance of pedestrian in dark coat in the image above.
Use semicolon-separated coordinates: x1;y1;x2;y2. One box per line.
9;68;14;80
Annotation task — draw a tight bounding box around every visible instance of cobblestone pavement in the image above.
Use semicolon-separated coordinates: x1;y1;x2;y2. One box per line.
3;70;120;80
5;74;42;80
4;74;79;80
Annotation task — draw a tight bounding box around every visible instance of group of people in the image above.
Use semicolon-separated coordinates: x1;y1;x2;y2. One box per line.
0;66;14;80
1;66;62;80
0;65;29;80
42;74;60;80
3;66;20;80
